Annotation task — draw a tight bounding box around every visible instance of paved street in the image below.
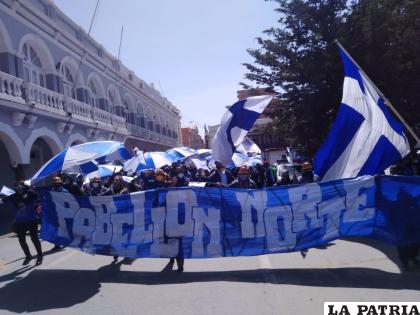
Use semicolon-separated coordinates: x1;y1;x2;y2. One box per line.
0;234;419;315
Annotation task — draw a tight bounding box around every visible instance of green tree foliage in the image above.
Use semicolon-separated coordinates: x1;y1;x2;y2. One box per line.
243;0;420;155
341;0;420;146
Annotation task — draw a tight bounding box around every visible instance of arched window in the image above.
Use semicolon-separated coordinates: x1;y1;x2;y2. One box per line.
88;80;98;107
123;100;131;122
108;87;124;117
60;63;76;98
137;104;145;128
108;89;114;104
22;43;45;87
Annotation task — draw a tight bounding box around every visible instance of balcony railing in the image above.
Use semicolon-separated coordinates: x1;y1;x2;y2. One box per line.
23;82;64;112
112;115;127;128
127;123;149;138
92;107;111;124
0;70;178;145
0;71;23;99
64;97;92;121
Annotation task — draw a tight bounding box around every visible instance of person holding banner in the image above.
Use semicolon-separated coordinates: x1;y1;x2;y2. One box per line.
49;177;68;251
104;175;130;261
299;162;316;184
86;176;107;196
1;182;43;266
229;166;257;189
171;167;189;187
389;164;420;271
104;175;130;196
51;177;69;193
207;162;233;187
168;167;188;273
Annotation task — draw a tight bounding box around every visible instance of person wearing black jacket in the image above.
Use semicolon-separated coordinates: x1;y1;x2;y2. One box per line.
263;161;275;187
229;166;257;189
86;176;108;196
104;175;130;262
172;167;189;187
2;182;43;265
390;163;420;271
207;162;233;187
252;164;267;188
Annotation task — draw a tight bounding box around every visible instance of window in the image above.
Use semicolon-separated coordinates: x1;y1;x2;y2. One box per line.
124;100;130;122
108;90;114;104
60;64;76;99
88;80;98;107
22;43;45;87
76;30;83;41
46;4;56;19
115;105;125;117
128;73;133;81
112;60;120;71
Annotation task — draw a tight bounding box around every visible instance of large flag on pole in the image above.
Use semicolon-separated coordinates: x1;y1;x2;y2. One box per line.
212;95;273;165
314;46;410;181
236;137;262;156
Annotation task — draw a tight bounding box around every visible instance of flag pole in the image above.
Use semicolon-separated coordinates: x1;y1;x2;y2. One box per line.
335;40;420;148
73;0;100;93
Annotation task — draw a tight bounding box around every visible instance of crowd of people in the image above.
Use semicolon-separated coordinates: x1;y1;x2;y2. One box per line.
1;150;419;272
0;155;317;271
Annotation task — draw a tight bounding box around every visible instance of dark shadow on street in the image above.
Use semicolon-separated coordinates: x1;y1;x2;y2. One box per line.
5;246;67;265
345;237;402;269
0;262;419;313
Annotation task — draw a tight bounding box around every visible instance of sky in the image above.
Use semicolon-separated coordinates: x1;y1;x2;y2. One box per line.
53;0;279;133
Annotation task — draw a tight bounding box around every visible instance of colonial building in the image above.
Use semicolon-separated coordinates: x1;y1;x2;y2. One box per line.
181;124;204;149
0;0;182;185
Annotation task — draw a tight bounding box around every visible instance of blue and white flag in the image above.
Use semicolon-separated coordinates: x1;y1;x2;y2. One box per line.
227;152;250;168
86;164;123;180
166;147;197;162
0;185;15;196
197;149;212;159
189;158;210;171
286;147;294;164
236;137;261;156
314;47;410;181
31;141;132;184
212;95;273;165
124;149;146;173
143;152;173;169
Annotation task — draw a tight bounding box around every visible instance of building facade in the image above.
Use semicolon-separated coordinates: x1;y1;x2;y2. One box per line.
181;125;204;149
0;0;182;185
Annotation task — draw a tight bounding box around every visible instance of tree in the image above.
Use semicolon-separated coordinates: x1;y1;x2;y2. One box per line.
243;0;349;155
243;0;420;155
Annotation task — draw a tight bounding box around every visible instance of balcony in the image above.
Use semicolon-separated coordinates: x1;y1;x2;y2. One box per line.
23;82;65;115
0;70;176;144
127;123;149;138
64;96;92;122
111;115;126;128
92;107;111;124
0;71;24;102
